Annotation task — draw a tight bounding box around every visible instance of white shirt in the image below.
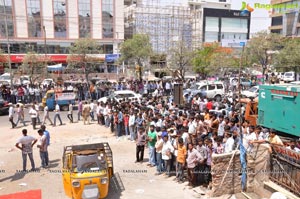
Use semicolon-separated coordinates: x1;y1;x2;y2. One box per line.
225;137;235;153
161;140;174;160
9;106;14;117
55;104;60;114
188;121;197;134
286;146;300;153
17;135;36;154
44;106;49;117
181;132;189;147
129;115;135;126
68;104;73;114
218;121;226;137
29;108;37;118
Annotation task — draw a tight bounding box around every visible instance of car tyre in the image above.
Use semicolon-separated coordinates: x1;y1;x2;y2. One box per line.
214;95;222;102
61;105;69;111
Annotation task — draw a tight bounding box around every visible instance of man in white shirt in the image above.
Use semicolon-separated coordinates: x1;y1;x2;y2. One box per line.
29;104;38;130
37;129;48;168
67;101;73;123
128;112;136;141
161;135;174;177
89;101;96;121
15;129;37;171
53;103;63;126
287;140;300;152
42;105;53;125
8;103;16;128
224;131;235;153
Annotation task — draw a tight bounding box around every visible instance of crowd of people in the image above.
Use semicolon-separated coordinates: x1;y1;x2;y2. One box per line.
9;77;300;190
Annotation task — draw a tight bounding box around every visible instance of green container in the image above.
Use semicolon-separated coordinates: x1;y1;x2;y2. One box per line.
258;84;300;137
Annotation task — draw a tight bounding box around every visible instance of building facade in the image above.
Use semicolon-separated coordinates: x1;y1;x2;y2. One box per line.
269;0;300;36
0;0;124;56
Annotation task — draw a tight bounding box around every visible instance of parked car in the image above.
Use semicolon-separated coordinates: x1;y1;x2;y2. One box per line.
184;81;225;101
0;95;9;115
241;86;259;98
283;72;295;83
0;73;11;85
98;90;142;104
42;78;55;87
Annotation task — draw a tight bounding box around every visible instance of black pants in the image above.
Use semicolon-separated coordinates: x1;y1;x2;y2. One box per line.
31;118;37;130
9;117;15;128
197;164;206;185
136;145;145;162
67;114;73;123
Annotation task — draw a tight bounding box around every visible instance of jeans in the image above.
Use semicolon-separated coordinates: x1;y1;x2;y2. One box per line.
156;152;163;173
42;115;53;125
90;112;94;121
54;114;62;125
22;153;35;171
31;118;37;129
67;113;73;123
136;145;145;162
117;122;123;137
45;151;49;166
15;116;26;127
187;167;196;186
9;116;15;128
176;162;185;181
40;151;47;167
124;125;129;136
105;115;110;127
148;145;156;166
77;111;82;121
164;159;171;176
129;125;135;141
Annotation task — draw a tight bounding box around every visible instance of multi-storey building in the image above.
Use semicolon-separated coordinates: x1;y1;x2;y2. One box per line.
0;0;124;66
269;0;300;36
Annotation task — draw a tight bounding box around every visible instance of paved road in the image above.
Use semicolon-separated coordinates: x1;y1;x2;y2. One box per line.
0;114;225;199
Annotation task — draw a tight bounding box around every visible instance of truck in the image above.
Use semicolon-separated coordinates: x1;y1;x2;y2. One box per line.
243;84;300;138
42;89;76;111
62;142;114;199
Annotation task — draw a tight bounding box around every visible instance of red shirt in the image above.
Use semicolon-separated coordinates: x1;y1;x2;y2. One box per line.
206;101;213;110
124;115;129;126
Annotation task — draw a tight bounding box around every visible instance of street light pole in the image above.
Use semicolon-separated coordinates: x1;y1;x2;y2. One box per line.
3;0;13;85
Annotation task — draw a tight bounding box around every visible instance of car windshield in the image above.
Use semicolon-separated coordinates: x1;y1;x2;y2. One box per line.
285;73;293;77
189;84;198;90
74;154;107;173
249;87;258;92
0;76;10;80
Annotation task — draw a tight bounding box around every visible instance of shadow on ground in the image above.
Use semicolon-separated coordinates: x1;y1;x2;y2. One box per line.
107;172;125;199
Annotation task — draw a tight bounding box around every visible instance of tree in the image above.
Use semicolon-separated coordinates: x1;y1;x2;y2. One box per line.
192;43;219;77
274;38;300;73
119;34;153;80
209;47;239;69
167;40;194;81
22;52;48;85
245;31;282;77
67;38;102;84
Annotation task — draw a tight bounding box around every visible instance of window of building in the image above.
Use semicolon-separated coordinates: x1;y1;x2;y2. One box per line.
0;0;15;38
271;16;283;26
78;0;91;38
27;0;42;38
221;18;248;30
53;0;67;38
221;32;247;40
102;0;114;38
205;17;219;28
204;31;218;42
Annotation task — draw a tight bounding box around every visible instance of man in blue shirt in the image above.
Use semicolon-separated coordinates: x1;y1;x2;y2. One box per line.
117;109;123;140
41;125;50;166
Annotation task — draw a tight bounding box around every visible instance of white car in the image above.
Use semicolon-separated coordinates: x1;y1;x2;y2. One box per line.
184;81;225;101
42;78;55;87
241;86;259;98
283;72;295;83
98;90;142;103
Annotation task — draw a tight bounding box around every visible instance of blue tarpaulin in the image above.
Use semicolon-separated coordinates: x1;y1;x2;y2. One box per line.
47;64;63;71
240;131;247;191
105;54;120;62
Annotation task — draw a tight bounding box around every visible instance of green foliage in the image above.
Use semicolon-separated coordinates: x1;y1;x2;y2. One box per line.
167;40;194;80
22;52;48;85
245;31;282;74
192;43;219;76
274;38;300;72
67;38;101;83
119;34;153;66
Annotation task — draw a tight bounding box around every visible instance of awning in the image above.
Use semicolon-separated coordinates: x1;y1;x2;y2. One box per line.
47;63;63;71
105;54;120;62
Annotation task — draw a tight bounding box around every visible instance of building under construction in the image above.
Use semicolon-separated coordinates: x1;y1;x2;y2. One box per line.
124;0;195;53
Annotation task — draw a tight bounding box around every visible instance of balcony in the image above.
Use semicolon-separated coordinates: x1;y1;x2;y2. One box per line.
269;25;283;30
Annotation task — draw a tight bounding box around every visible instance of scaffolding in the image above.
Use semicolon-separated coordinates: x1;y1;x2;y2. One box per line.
124;0;201;53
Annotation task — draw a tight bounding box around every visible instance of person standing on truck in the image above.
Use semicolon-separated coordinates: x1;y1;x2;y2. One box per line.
53;102;63;126
42;105;53;125
67;101;73;123
15;129;37;171
37;129;47;168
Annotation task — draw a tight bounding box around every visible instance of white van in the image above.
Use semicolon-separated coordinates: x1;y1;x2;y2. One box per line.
283;72;295;83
